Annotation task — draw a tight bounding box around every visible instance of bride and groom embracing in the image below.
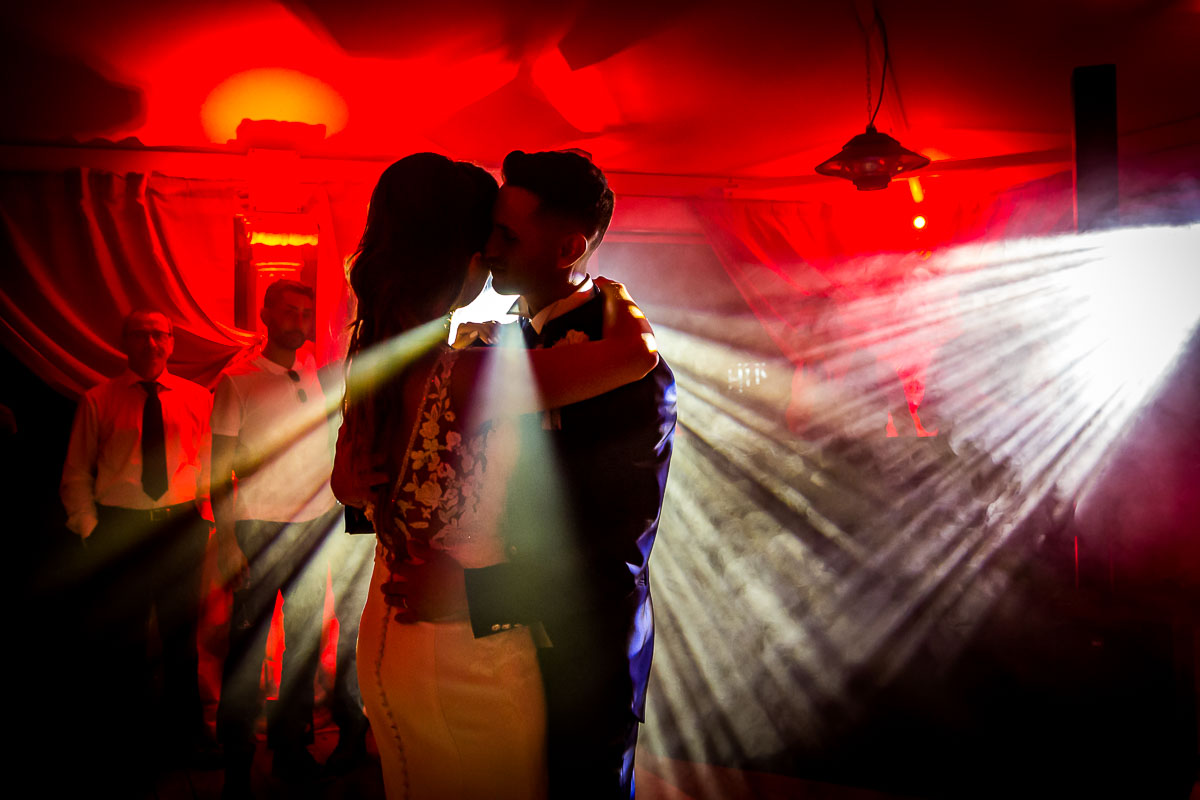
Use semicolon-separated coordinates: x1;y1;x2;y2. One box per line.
334;149;677;799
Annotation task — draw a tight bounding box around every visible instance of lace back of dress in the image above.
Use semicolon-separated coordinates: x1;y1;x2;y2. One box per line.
385;351;487;565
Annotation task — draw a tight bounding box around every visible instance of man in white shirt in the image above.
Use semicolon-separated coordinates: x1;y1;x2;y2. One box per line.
60;308;215;781
211;280;367;796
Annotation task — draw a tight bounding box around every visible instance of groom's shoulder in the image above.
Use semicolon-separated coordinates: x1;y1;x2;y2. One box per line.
552;292;605;339
554;291;674;378
548;288;674;397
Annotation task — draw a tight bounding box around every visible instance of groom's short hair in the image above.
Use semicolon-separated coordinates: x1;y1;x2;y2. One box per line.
501;150;615;249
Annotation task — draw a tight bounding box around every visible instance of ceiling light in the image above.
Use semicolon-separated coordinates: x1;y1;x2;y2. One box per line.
815;3;930;191
816;125;930;190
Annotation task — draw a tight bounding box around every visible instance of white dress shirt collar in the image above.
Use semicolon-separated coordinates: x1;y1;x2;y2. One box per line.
120;367;185;390
518;276;596;335
251;348;313;375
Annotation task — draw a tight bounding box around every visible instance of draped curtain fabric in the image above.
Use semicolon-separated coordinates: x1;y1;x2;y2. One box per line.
689;172;1074;435
0;169;260;395
0;167;363;396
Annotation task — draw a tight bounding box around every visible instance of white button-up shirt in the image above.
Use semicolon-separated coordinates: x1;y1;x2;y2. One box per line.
61;368;213;536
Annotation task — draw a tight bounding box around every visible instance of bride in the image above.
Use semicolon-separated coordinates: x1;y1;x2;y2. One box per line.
332;152;657;800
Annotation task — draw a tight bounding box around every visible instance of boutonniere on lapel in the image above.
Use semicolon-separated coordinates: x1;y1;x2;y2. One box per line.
552;329;590;347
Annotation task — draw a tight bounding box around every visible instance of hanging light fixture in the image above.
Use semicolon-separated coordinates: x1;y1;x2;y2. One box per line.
815;4;929;190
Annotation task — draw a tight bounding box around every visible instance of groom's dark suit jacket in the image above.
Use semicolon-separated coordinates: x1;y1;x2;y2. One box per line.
464;288;676;729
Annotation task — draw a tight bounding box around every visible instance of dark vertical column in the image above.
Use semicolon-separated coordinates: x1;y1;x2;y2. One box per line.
1072;64;1119;231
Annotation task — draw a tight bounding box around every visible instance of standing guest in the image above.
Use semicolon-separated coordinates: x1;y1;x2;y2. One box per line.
212;280;367;799
60;309;216;785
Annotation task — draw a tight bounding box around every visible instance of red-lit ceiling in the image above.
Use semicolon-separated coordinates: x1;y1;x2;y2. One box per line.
3;0;1198;194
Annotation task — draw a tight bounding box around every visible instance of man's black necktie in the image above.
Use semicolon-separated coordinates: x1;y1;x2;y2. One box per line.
140;380;167;500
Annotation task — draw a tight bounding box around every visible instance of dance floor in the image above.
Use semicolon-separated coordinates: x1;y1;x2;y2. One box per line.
121;714;1200;800
124;727;1200;800
138;733;925;799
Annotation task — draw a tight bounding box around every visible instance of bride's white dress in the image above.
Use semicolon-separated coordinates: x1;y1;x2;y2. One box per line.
356;351;546;800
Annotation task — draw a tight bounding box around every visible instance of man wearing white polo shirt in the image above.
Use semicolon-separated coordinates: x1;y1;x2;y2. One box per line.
211;280;365;797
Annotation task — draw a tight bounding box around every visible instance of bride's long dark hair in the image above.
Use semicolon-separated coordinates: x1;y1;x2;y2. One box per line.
343;153;497;455
347;153;497;356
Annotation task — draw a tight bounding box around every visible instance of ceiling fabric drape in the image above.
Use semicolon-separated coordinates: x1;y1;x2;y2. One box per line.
0;168;362;397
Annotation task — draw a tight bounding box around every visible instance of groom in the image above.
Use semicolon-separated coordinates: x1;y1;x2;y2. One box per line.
392;149;676;798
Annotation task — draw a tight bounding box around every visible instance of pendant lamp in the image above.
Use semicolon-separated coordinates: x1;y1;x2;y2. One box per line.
815;4;929;190
815;124;930;190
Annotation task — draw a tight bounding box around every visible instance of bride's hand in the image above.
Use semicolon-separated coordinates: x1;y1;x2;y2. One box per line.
382;540;468;623
597;276;656;349
452;320;502;350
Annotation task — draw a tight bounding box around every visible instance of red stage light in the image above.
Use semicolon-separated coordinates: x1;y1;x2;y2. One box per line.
912;215;927;230
202;68;347;145
908;177;925;204
249;231;319;247
234;212;318;332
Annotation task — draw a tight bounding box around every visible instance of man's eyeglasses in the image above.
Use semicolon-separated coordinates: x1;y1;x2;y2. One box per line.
126;331;172;343
286;370;308;403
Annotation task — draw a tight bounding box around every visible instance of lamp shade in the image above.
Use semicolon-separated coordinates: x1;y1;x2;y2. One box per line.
815;125;930;190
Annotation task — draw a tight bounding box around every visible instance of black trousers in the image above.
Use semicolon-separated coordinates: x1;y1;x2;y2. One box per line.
78;503;208;777
328;528;374;740
539;646;641;800
217;507;366;755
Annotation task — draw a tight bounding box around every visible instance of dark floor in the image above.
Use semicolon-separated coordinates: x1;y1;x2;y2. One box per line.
144;726;383;800
130;735;929;800
119;731;1200;800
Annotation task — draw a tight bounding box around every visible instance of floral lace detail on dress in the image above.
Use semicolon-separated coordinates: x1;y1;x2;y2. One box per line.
387;352;488;562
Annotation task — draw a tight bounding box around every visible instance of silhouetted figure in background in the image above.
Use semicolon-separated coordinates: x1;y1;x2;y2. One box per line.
60;309;215;786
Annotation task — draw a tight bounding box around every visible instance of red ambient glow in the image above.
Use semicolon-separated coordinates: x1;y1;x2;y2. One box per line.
202;68;348;144
249;232;319;247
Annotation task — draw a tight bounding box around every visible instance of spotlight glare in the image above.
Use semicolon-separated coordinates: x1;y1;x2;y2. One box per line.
449;275;518;344
641;222;1200;769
